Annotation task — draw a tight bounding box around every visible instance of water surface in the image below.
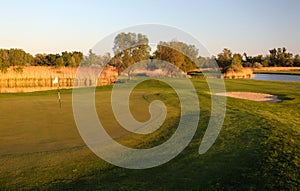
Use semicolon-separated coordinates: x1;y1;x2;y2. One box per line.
252;74;300;82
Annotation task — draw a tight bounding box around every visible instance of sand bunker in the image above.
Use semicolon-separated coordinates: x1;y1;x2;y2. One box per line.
216;92;281;102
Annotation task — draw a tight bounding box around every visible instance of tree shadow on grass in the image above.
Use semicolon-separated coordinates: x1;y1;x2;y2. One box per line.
277;94;295;102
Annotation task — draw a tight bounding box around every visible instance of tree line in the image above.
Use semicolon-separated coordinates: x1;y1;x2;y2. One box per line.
215;47;300;73
0;49;84;72
109;32;300;75
1;32;300;74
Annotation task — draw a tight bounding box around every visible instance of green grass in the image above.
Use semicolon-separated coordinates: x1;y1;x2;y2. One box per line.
0;79;299;190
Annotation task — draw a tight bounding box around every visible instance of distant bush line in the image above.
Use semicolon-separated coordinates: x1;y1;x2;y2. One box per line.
1;33;299;75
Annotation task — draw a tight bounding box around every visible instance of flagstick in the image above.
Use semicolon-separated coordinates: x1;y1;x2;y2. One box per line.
53;77;61;108
58;83;62;108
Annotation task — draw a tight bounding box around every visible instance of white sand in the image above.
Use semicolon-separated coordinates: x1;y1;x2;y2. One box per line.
216;92;281;102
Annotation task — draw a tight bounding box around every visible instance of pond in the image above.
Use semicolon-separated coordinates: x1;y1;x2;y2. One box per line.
252;74;300;82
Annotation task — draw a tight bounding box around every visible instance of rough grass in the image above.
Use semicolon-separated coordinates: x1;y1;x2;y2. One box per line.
0;79;299;190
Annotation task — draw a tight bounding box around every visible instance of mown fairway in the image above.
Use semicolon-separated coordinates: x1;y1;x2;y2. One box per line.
0;79;299;190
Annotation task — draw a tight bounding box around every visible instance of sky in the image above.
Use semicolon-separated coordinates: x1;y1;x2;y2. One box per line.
0;0;299;56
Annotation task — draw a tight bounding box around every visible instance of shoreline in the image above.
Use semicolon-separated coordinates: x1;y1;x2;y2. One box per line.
253;71;300;75
253;66;300;75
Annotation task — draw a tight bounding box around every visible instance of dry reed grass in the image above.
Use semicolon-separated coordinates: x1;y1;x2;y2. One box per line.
0;66;76;80
222;68;253;79
0;66;118;93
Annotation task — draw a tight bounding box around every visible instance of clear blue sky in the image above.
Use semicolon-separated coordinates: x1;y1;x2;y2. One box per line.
0;0;299;56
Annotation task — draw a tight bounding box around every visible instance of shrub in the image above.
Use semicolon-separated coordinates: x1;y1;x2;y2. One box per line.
0;61;9;73
13;66;24;73
253;62;263;68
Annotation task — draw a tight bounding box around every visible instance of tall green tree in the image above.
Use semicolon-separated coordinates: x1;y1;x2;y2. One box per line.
55;56;64;67
198;56;214;68
294;54;300;67
267;47;294;67
61;51;72;66
269;48;277;66
0;49;10;72
277;48;294;66
262;56;270;67
154;42;185;71
112;32;151;76
82;49;98;66
223;53;243;73
45;54;57;66
217;48;233;68
71;51;84;67
153;41;198;72
8;49;33;66
34;54;47;66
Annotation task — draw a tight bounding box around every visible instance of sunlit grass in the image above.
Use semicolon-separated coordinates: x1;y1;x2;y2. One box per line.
0;79;299;190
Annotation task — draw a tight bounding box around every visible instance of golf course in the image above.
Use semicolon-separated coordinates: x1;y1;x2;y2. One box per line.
0;78;299;190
